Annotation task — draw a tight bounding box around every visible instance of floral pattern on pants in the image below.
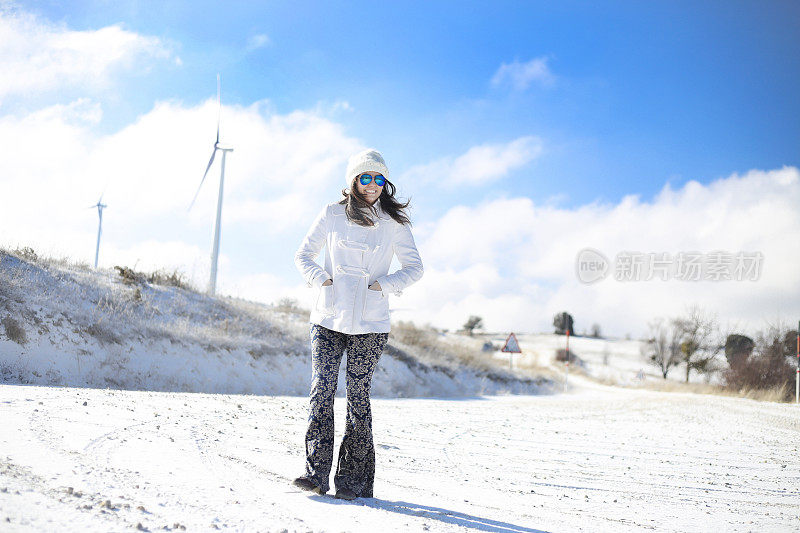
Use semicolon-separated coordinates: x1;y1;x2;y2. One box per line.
304;323;388;496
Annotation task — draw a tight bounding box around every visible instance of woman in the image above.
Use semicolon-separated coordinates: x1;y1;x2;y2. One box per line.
292;148;424;500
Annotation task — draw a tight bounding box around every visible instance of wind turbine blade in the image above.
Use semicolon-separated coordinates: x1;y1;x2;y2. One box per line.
188;147;217;211
216;73;221;144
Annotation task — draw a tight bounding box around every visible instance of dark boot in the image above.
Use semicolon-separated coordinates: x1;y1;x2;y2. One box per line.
335;487;357;500
292;475;326;495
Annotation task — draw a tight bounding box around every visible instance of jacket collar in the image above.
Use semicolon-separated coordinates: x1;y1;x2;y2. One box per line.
361;199;390;221
339;198;391;222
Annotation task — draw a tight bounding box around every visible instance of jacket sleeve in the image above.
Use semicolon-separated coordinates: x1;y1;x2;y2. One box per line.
376;222;424;297
294;205;332;289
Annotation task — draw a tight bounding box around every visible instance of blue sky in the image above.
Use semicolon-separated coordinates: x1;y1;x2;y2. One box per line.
19;0;800;207
2;1;799;336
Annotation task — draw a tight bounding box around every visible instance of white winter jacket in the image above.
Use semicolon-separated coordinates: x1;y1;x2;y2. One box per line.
294;201;424;334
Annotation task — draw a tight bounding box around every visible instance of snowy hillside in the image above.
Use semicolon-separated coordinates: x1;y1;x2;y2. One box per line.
0;250;552;398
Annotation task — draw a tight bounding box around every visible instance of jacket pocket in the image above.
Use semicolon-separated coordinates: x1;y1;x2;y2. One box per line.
316;284;334;314
362;288;389;322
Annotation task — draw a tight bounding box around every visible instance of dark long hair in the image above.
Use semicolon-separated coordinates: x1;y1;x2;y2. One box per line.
339;177;411;227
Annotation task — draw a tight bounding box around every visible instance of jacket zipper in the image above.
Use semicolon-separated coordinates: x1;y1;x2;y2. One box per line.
353;250;364;330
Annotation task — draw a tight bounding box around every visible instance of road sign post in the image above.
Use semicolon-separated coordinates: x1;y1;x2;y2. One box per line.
565;328;570;392
502;333;522;371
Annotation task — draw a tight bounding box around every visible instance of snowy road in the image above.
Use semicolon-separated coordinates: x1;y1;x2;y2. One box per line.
1;381;798;532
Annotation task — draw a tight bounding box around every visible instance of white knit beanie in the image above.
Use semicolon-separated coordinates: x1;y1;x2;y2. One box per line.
345;149;390;189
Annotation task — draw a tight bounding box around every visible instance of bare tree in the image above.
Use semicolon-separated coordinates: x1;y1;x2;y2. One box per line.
644;317;683;379
674;305;723;383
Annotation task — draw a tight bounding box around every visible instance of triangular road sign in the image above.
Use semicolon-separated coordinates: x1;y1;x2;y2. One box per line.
501;332;522;353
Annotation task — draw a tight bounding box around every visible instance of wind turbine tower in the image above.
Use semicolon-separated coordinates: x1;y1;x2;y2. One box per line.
90;197;107;269
189;74;233;296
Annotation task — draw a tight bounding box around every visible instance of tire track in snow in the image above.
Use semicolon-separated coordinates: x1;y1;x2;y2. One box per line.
16;395;168;531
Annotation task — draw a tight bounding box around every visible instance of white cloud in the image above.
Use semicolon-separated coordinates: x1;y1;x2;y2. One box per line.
403;167;800;338
103;239;209;280
403;136;543;187
223;192;314;232
0;6;178;101
490;56;555;91
0;96;364;300
246;33;271;50
2;84;797;338
225;271;308;309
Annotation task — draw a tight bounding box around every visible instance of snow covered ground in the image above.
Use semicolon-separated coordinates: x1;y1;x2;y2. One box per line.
2;252;799;531
1;375;798;532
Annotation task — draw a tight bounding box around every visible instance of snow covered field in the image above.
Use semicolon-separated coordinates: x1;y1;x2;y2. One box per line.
2;252;799;531
2;375;798;532
486;332;721;387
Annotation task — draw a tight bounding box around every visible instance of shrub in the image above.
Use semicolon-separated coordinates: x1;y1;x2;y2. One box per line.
273;297;307;316
146;268;194;291
114;266;146;286
723;325;797;402
85;321;121;345
1;315;27;345
725;334;754;368
12;247;38;262
113;265;195;291
555;348;581;365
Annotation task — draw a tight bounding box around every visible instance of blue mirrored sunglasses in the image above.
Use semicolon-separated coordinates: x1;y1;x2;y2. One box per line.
358;173;386;187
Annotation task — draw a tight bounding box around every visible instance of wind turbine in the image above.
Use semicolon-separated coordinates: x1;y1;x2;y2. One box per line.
189;74;234;296
89;196;107;269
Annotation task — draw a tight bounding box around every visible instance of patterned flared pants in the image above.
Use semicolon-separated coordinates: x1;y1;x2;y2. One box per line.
304;323;388;496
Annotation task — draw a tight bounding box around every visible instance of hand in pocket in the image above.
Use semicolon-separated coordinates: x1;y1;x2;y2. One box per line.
317;283;334;314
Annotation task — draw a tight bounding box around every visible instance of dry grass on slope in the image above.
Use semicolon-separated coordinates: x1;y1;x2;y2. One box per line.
390;320;556;382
